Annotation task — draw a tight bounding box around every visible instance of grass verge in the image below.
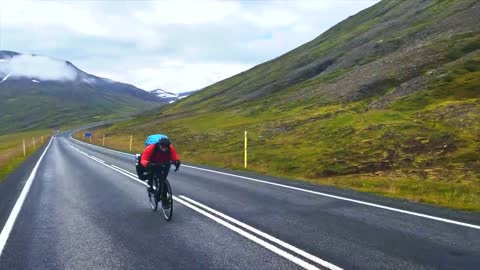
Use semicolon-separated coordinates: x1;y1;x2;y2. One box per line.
0;130;51;183
73;107;480;212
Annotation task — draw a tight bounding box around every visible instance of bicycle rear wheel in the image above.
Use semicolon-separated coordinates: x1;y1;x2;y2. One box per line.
161;178;173;221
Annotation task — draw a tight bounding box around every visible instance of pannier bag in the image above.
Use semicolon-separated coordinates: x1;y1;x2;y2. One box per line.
135;154;149;180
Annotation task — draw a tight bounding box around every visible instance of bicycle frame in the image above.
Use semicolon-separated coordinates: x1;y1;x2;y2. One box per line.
146;163;173;220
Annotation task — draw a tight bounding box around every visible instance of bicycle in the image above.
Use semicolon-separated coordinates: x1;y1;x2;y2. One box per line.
146;163;173;221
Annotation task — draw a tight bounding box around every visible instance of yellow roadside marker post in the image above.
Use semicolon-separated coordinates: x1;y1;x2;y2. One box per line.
244;131;248;168
129;135;133;152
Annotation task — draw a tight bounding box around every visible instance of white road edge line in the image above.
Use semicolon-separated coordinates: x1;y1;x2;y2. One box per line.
179;195;341;270
180;165;480;230
111;165;137;177
69;134;132;156
0;137;54;257
71;148;147;186
68;135;480;230
90;156;105;163
70;143;332;270
174;196;326;270
67;143;134;178
73;148;99;162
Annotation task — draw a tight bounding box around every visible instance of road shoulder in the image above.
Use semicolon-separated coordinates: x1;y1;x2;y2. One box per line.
0;142;50;231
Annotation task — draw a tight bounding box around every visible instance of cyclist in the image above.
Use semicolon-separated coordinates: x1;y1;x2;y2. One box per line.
140;137;181;194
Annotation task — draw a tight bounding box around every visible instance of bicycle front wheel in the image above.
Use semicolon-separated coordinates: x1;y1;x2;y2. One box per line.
149;177;159;211
161;178;173;221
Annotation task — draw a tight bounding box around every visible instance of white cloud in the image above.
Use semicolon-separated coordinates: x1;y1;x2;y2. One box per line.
0;54;77;81
89;57;250;92
1;0;107;36
240;3;299;28
0;0;381;92
135;1;240;25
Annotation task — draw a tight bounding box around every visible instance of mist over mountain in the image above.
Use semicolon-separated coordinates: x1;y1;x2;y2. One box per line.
0;50;167;134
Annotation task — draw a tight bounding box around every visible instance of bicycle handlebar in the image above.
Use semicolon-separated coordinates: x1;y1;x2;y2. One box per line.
148;162;171;167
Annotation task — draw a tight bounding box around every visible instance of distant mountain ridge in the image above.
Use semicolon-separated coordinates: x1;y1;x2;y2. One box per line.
1;51;156;98
0;50;167;134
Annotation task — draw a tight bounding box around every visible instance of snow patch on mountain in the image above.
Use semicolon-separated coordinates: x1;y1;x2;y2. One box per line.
0;73;12;83
150;89;198;103
151;89;178;99
0;54;77;81
83;77;97;86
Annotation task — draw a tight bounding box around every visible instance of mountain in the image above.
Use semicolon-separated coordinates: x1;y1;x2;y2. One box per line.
150;88;198;103
166;0;479;112
0;51;167;134
151;89;178;99
85;0;480;209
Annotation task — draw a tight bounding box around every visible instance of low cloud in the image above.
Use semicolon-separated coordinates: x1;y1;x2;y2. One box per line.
1;0;381;92
90;57;250;92
0;54;78;81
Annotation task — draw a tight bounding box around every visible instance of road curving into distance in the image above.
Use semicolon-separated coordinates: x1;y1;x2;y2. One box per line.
0;132;479;269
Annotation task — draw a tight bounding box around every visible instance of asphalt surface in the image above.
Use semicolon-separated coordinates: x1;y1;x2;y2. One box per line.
0;132;479;269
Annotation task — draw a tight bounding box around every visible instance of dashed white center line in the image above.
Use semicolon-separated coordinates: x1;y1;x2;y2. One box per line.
67;140;341;270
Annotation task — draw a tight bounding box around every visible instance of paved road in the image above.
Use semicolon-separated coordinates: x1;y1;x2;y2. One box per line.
0;133;479;269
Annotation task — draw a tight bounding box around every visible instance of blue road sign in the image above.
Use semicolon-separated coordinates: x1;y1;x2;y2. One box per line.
85;132;92;138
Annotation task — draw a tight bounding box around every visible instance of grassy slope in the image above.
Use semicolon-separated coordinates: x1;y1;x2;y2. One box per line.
0;130;51;182
79;0;480;210
165;0;479;113
0;80;162;135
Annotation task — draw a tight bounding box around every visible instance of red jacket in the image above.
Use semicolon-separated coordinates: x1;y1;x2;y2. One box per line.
140;144;179;167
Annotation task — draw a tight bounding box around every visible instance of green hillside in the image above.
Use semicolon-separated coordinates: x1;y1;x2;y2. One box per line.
0;81;161;134
0;51;166;135
85;0;480;210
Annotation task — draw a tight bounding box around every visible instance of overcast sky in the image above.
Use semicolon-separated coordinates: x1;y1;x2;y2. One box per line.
0;0;380;93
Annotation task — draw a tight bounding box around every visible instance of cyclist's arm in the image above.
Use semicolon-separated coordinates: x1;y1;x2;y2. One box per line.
169;144;180;162
140;144;155;167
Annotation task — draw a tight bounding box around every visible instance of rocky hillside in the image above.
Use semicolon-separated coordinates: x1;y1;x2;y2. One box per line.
165;0;479;112
87;0;480;210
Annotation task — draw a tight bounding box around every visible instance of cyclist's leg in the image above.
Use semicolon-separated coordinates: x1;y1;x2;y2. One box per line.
164;164;171;177
147;175;153;187
147;174;154;192
160;165;171;198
